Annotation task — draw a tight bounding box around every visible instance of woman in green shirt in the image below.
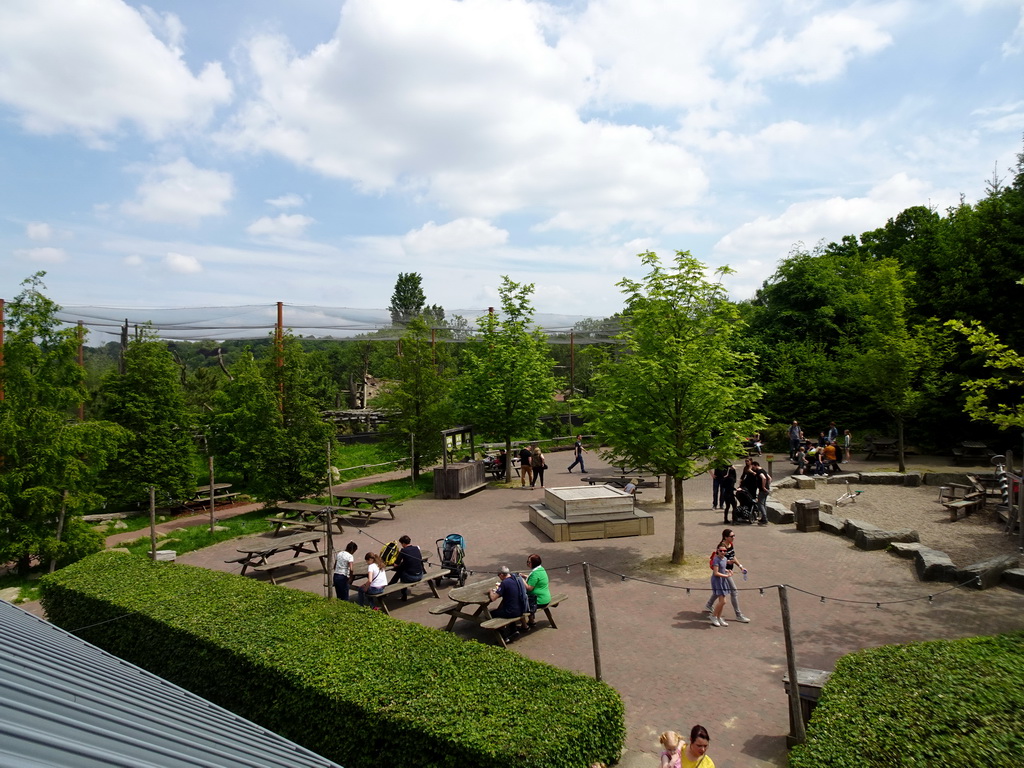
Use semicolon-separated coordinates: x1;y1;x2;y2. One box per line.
522;553;550;628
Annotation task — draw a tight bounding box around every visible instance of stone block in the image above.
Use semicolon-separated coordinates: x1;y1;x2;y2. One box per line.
914;548;957;582
825;473;860;484
818;512;847;535
903;473;923;487
819;502;834;515
844;517;880;539
794;498;821;532
796;477;816;490
859;472;909;485
766;501;794;525
774;477;797;490
922;472;973;487
889;541;927;559
1001;568;1024;589
956;554;1021;590
854;528;919;551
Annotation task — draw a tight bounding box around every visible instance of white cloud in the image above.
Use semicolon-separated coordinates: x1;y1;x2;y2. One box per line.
0;0;231;144
123;254;143;267
246;214;314;238
121;158;233;225
16;246;66;263
26;222;51;241
402;218;509;253
164;251;202;274
714;172;957;263
266;193;305;209
223;0;706;230
1005;7;1024;56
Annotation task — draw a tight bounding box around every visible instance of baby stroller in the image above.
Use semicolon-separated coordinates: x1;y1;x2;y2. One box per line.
733;489;759;525
436;534;469;587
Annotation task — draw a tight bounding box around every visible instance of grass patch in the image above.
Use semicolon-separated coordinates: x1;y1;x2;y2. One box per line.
332;442;403;482
120;510;274;558
0;570;44;603
636;554;711;582
311;473;434;506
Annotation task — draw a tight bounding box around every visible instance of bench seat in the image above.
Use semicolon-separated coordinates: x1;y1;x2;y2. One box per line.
427;602;460;616
248;553;325;585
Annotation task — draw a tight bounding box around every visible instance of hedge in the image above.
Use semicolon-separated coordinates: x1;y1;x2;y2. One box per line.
789;631;1024;767
41;552;622;768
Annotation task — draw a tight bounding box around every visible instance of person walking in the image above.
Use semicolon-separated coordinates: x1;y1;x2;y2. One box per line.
708;545;732;627
567;435;587;473
530;446;546;488
751;460;771;525
518;445;534;488
681;725;715;768
710;462;728;510
719;463;737;524
703;529;750;622
788;420;802;458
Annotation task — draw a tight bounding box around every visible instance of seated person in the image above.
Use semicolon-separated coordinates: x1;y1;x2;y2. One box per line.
822;441;840;473
389;535;424;601
623;479;638;495
488;566;529;641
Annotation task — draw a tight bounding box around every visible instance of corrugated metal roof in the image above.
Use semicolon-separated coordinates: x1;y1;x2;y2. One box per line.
0;600;343;768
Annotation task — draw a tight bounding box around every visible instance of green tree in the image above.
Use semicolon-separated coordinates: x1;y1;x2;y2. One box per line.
581;251;763;563
389;272;427;326
0;274;126;575
212;336;333;502
372;316;455;478
948;313;1024;430
99;332;197;506
455;277;556;479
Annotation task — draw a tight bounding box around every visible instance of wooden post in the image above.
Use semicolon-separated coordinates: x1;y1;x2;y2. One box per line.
208;455;216;534
410;433;416;483
583;562;603;681
49;490;68;574
779;584;807;745
149;485;157;560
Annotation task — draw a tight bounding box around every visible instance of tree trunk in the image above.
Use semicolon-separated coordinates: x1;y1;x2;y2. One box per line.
504;437;513;482
663;478;674;505
671;476;686;564
897;419;906;473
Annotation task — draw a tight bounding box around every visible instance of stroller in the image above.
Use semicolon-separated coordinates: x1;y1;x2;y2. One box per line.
733;489;759;525
435;534;469;587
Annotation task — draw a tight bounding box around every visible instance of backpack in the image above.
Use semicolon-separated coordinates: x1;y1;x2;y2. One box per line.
380;541;400;566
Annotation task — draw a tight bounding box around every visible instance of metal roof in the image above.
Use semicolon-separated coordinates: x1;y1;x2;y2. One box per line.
0;600;343;768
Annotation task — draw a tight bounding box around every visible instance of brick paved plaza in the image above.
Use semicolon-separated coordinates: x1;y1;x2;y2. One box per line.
143;453;1024;766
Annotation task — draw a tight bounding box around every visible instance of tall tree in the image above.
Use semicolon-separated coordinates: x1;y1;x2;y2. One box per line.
388;272;426;326
454;277;556;479
0;274;126;575
948;311;1024;431
99;332;197;507
212;336;333;502
581;251;763;563
373;316;455;478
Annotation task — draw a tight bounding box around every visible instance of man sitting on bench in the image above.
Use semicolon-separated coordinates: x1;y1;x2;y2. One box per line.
488;566;529;642
389;535;424;601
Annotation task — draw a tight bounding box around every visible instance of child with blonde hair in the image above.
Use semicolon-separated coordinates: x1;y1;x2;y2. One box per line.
659;730;683;768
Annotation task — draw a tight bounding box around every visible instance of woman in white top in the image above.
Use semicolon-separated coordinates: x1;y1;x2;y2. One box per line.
357;551;388;608
333;541;358;601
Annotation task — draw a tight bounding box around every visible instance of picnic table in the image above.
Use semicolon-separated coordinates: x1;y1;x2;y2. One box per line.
865;437;897;460
427;577;520;647
332;492;399;525
348;560;447;614
267;502;346;536
228;531;326;585
184;483;239;509
952;441;995;465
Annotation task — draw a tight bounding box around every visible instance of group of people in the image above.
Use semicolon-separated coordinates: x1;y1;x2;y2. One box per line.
488;554;551;642
516;444;548;488
710;457;771;525
332;534;426;608
788;420;852;476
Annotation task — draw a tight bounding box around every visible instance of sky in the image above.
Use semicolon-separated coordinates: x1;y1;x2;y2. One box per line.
1;0;1023;328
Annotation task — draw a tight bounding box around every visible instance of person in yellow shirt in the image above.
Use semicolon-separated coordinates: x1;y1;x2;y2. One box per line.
680;724;715;768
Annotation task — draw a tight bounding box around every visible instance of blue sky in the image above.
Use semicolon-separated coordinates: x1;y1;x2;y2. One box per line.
1;0;1022;325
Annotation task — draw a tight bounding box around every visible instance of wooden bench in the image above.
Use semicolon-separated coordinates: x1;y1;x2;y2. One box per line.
944;496;984;521
247;553;326;585
480;614;529;646
367;567;446;615
264;517;319;535
427;602;460;616
338;503;400;525
186;491;240;509
534;593;568;629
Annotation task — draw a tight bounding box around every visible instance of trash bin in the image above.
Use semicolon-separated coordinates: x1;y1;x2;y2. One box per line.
794;499;820;532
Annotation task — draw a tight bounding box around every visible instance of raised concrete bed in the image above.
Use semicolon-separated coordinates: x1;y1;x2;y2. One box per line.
529;486;654;542
529;504;654;542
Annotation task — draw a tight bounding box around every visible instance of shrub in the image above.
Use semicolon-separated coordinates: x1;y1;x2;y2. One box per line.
789;632;1024;767
41;552;623;768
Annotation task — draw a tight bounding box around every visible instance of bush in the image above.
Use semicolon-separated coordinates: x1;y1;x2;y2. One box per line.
789;632;1024;767
42;552;624;768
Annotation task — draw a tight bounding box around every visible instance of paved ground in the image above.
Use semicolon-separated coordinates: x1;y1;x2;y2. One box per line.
163;451;1024;768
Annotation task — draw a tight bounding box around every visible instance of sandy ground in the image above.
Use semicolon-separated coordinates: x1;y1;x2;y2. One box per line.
770;468;1019;567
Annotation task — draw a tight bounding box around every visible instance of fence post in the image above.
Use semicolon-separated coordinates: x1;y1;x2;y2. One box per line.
583;562;602;681
779;584;807;746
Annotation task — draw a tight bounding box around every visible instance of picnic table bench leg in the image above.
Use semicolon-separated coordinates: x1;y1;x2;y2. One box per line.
427;579;441;599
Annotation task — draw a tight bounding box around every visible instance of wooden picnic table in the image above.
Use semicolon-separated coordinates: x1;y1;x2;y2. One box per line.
184;483;239;509
953;441;995;465
268;502;346;535
865;438;897;460
230;531;325;584
331;492;399;525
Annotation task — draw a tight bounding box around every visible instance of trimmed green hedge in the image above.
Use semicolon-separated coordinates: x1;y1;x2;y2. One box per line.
789;631;1024;767
41;552;623;768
